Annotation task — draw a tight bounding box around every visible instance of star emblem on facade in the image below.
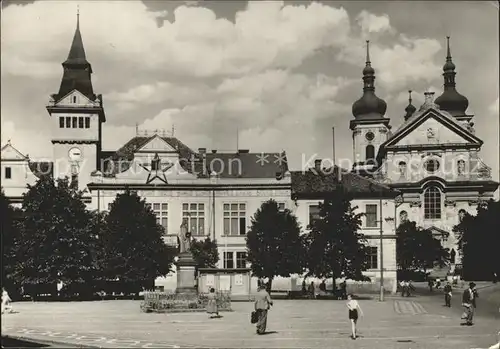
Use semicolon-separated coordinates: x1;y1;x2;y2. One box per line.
273;153;287;166
255;153;269;166
139;153;174;184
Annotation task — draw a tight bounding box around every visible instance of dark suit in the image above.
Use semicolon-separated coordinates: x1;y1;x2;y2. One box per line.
462;288;476;324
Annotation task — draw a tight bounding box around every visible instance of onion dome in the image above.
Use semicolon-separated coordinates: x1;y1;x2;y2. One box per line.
352;41;387;119
404;90;416;121
434;37;469;116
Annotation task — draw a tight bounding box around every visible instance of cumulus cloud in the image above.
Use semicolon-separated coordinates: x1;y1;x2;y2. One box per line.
356;10;393;35
1;120;52;159
1;1;351;79
3;1;490;173
338;34;442;91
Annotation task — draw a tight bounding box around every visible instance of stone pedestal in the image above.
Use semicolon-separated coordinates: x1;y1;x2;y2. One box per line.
176;252;197;295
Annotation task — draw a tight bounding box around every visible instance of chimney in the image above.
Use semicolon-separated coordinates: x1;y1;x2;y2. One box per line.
198;148;206;154
314;159;322;172
211;149;217;154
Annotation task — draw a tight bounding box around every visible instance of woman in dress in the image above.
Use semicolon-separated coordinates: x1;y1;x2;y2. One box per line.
206;288;219;318
346;294;363;339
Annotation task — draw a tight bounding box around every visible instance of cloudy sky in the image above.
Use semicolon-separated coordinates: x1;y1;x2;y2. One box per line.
1;0;498;180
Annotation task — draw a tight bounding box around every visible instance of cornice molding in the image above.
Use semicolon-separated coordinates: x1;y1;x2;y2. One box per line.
51;140;98;145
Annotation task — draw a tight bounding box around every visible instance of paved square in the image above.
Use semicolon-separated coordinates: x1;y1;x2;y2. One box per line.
2;298;498;348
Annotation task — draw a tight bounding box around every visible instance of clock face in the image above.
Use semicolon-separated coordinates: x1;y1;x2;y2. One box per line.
68;147;82;161
365;131;375;141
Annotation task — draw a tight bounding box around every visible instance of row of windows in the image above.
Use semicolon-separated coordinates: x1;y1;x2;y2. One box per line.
59;116;90;129
309;186;444;226
309;204;379;228
223;251;247;269
397;159;467;177
113;202;287;236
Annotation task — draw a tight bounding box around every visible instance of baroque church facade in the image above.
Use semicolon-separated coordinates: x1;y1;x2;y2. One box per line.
350;39;498;267
1;19;497;294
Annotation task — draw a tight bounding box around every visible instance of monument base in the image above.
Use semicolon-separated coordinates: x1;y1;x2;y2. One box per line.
176;252;197;294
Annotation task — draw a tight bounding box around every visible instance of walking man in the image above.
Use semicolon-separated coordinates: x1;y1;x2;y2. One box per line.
461;282;477;326
254;283;273;335
443;282;452;307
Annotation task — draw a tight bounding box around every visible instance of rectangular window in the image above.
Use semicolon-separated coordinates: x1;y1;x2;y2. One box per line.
85;117;90;129
151;203;168;235
78;117;84;128
365;204;378;228
72;117;78;128
236;252;247;269
65;117;71;128
308;204;321;227
223;203;246;236
5;167;12;179
59;117;65;128
182;203;205;235
366;246;378;269
224;252;234;269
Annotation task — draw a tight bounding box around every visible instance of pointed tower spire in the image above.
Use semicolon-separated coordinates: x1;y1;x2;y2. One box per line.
404;90;416;121
54;8;95;102
352;40;387;119
434;36;469;116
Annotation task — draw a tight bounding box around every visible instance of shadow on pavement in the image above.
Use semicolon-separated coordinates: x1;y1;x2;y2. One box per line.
1;336;50;347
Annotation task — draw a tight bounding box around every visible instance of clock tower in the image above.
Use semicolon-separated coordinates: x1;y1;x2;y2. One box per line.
350;41;390;174
46;12;106;190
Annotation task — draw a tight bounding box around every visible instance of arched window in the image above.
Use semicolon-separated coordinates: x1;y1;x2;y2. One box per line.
424;186;442;219
398;161;407;178
365;145;375;163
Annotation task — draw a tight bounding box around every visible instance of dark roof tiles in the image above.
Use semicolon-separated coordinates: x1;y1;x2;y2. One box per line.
291;166;398;199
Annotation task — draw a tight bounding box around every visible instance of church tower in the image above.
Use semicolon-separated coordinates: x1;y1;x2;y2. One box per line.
434;37;473;129
350;41;390;173
46;11;106;190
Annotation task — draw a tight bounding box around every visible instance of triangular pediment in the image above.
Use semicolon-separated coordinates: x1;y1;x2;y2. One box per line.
136;135;177;153
55;90;95;107
1;142;28;161
428;225;449;238
383;109;482;149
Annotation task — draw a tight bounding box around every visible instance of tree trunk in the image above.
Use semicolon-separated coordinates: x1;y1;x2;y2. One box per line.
331;276;336;295
266;277;273;293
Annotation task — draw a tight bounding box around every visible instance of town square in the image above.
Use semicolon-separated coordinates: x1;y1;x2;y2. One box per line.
1;0;499;348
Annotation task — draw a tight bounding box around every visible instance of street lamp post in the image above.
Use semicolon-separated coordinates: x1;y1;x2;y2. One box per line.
379;195;384;302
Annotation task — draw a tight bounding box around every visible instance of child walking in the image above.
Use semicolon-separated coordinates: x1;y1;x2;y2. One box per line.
346;294;363;339
206;288;219;318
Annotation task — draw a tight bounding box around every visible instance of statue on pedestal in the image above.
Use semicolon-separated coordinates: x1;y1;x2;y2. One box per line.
178;219;192;254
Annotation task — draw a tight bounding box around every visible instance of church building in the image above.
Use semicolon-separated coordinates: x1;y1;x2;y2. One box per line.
349;39;498;268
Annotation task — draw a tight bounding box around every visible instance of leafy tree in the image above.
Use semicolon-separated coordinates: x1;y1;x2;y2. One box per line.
246;199;304;291
453;200;500;281
0;190;22;295
190;237;219;269
14;176;98;298
303;188;367;291
103;190;176;293
396;221;449;274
